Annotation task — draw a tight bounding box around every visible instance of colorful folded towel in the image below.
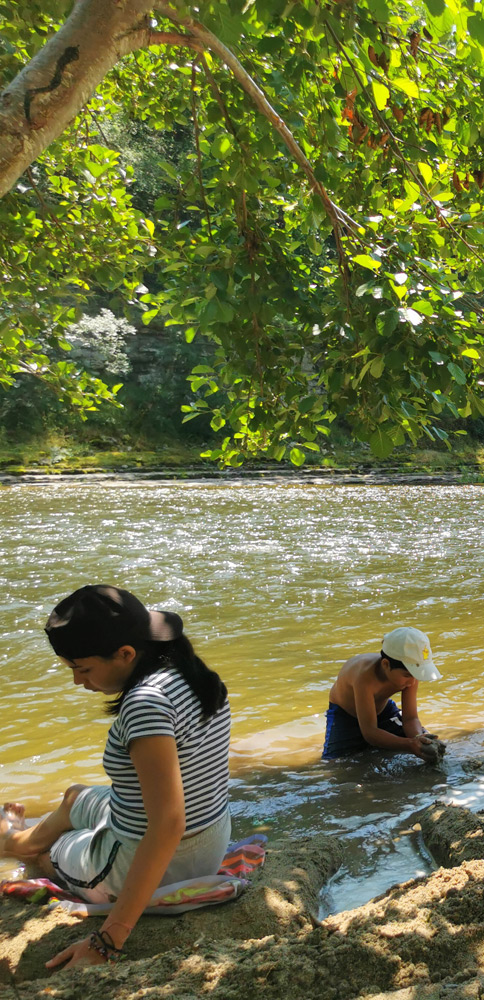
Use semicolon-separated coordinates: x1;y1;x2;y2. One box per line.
0;834;267;917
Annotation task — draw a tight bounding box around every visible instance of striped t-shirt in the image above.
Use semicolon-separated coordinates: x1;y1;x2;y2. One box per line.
103;666;231;839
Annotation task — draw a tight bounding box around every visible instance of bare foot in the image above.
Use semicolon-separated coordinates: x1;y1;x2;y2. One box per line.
0;803;27;854
2;803;26;831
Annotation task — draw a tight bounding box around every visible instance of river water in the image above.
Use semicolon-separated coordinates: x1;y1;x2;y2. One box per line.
1;481;484;913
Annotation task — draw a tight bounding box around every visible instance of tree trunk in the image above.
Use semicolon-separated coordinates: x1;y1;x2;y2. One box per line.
0;0;154;198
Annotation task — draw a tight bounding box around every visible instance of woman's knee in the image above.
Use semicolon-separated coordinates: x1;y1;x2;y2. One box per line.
36;851;57;878
62;784;87;813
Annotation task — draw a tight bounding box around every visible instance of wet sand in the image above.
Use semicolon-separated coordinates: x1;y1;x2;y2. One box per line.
3;803;484;1000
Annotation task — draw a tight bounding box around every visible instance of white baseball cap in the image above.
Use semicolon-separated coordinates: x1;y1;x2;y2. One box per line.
382;626;442;682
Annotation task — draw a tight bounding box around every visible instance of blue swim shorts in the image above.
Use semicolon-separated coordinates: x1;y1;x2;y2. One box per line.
322;699;403;760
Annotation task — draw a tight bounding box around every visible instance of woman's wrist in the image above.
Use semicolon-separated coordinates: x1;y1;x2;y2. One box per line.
88;930;127;963
100;921;133;950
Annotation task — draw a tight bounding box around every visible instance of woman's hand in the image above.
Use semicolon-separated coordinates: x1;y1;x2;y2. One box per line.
45;936;107;970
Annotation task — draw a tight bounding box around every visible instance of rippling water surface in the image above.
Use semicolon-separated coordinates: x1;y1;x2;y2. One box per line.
1;481;484;908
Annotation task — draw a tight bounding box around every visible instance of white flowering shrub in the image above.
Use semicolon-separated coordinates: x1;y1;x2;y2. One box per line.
65;309;136;377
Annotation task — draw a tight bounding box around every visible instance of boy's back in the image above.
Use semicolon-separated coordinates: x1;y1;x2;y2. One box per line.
329;651;417;718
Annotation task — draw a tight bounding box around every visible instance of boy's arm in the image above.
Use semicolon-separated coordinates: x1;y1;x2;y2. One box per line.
353;681;429;757
401;683;424;737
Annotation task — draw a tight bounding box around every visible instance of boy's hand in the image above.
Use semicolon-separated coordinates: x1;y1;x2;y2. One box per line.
425;733;446;757
410;734;444;763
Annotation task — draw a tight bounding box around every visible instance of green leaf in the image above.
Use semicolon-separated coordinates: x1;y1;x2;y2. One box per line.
376;309;399;336
158;160;178;180
433;425;449;441
370;356;385;378
392;78;419;99
411;300;434;317
356;281;376;297
290;447;306;466
418;162;432;186
1;328;20;348
210;413;226;431
424;0;445;15
372;81;389;110
352;254;382;271
298;394;319;414
211;135;233;159
308;234;322;256
369;428;394;459
447;362;467;385
141;308;159;325
355;359;373;385
468;14;484;46
366;0;389;20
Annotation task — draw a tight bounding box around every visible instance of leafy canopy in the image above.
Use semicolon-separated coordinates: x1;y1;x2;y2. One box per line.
1;0;484;462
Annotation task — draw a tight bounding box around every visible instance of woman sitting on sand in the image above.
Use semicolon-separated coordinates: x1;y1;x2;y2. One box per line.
0;585;231;970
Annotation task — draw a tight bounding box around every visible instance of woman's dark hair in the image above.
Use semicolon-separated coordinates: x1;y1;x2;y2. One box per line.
45;585;227;719
380;649;407;672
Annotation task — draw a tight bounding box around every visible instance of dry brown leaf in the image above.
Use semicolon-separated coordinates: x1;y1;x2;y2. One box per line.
368;45;379;67
341;88;357;122
378;51;390;73
452;170;463;193
352;123;369;145
390;103;406;124
418;108;434;133
409;31;421;58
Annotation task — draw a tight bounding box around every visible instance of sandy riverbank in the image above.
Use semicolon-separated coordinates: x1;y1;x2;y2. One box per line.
2;803;484;1000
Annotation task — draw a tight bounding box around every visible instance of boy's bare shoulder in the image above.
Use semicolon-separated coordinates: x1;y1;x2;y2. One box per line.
340;653;380;685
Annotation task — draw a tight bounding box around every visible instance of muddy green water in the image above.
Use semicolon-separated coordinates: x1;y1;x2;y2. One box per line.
1;482;484;911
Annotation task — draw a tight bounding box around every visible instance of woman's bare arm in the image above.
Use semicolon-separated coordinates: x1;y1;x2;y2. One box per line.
46;735;185;969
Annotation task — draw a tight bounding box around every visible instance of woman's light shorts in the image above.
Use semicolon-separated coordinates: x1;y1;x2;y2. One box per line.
49;785;231;903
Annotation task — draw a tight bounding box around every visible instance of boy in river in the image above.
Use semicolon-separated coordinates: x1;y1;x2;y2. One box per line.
322;626;445;762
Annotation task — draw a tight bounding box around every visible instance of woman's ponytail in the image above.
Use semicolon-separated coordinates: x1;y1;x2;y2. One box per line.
108;619;227;718
162;634;227;718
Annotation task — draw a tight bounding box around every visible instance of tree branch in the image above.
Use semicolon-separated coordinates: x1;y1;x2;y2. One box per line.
199;53;240;142
149;31;203;52
190;61;213;240
155;3;354;288
0;0;156;197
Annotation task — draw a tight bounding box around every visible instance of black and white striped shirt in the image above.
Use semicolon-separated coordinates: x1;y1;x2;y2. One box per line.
103;666;231;839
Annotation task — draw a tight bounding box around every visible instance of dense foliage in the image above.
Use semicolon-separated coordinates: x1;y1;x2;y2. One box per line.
1;0;484;463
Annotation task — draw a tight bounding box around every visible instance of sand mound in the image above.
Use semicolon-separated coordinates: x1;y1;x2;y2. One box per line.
420;801;484;867
3;806;484;1000
0;833;341;985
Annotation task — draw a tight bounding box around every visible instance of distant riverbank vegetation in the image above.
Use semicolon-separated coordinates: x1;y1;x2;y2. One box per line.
1;305;484;477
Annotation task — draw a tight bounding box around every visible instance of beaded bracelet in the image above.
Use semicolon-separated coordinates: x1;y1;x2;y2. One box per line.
88;930;127;963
